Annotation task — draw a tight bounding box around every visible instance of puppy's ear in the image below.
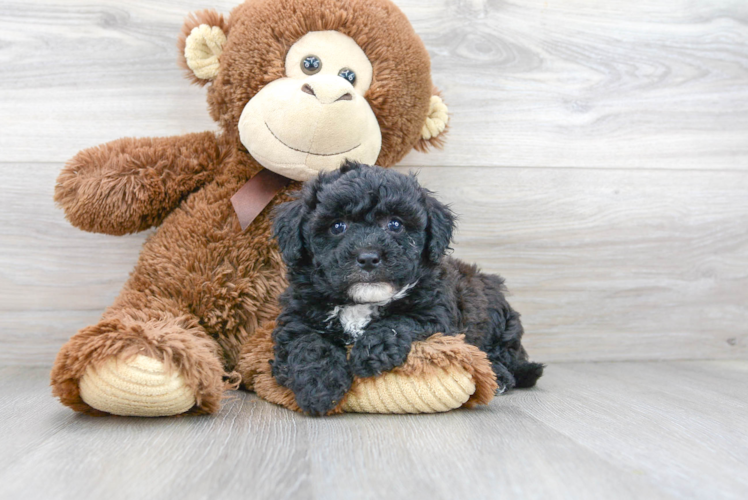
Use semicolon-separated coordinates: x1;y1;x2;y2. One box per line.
273;170;338;266
273;199;307;267
339;159;364;174
423;190;456;263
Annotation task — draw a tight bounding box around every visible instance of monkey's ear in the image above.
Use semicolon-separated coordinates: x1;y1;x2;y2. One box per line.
415;90;450;152
423;190;456;263
272;199;307;268
177;10;228;86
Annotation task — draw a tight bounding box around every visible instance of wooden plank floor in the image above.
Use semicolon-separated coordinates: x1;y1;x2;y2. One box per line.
1;361;746;500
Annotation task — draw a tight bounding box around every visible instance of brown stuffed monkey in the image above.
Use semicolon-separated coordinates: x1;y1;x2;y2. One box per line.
50;0;497;417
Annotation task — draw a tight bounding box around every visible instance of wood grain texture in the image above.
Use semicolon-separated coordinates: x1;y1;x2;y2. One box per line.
1;2;746;496
0;0;747;168
1;361;746;499
413;166;748;362
2;163;746;365
1;1;747;363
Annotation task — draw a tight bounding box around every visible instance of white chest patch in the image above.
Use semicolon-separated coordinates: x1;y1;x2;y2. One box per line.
325;281;418;342
337;304;378;339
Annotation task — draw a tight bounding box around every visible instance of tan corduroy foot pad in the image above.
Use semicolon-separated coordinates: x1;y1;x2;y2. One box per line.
79;354;196;417
341;365;476;414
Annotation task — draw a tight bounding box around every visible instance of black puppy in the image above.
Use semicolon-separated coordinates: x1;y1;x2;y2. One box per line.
271;162;543;415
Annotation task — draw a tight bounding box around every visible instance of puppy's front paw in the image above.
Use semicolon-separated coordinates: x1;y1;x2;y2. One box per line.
273;335;352;416
350;325;412;378
293;366;351;416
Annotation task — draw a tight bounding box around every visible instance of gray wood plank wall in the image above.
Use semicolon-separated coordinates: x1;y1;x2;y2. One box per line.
1;0;747;365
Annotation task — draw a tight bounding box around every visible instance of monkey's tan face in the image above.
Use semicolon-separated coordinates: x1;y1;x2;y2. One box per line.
239;31;382;181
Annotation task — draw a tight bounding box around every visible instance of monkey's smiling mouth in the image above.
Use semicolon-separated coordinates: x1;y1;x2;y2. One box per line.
265;122;360;157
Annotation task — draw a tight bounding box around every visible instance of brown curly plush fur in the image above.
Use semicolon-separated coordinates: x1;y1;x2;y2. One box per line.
51;0;446;415
176;0;445;156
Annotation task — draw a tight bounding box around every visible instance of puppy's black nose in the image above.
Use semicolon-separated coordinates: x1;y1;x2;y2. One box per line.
356;251;380;271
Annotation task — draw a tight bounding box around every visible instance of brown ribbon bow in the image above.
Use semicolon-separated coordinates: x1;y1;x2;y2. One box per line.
230;168;291;231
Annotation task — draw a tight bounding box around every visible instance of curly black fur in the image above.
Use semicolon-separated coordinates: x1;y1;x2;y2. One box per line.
271;162;543;415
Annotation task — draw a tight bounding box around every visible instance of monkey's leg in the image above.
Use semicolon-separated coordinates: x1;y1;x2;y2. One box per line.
239;330;499;415
51;300;228;417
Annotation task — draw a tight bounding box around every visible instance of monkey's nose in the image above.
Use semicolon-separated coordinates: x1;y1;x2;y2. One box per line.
356;251;381;272
301;81;353;104
301;83;316;97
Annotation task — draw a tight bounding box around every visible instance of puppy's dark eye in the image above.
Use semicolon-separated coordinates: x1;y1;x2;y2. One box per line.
386;219;403;233
301;55;322;75
330;221;347;235
338;68;356;85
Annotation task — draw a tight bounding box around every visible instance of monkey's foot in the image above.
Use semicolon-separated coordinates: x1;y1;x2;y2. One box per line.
340;365;474;413
79;354;195;417
239;327;499;415
51;314;227;416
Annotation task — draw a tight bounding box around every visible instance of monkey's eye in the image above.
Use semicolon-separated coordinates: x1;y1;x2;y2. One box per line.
386;219;403;233
330;221;347;235
338;68;356;85
301;55;322;75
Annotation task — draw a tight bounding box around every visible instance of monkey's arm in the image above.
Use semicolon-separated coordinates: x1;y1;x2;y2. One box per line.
55;132;227;235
